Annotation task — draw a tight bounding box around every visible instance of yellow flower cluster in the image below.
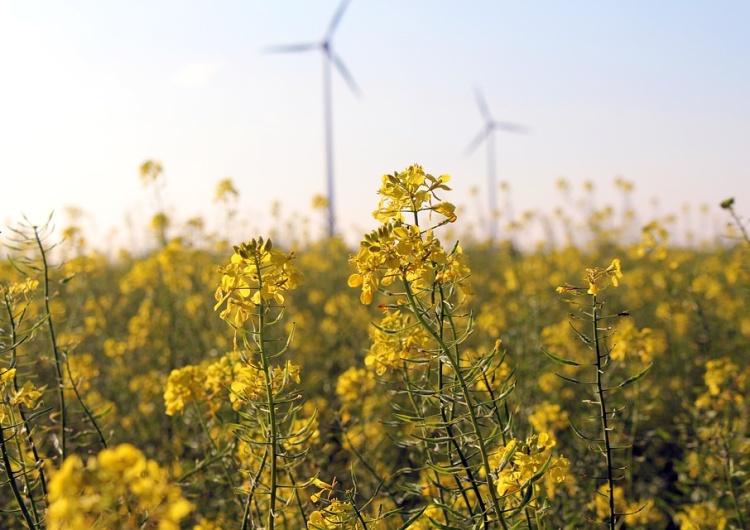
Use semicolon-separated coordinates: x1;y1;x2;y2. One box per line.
638;220;669;260
610;319;666;363
47;443;192;529
230;359;301;411
589;485;665;526
308;499;362;530
163;352;302;415
3;277;39;297
307;478;365;530
0;368;45;424
695;356;749;410
488;432;569;499
675;501;729;530
365;310;433;375
335;367;375;404
556;258;623;295
528;401;569;437
348;165;464;305
163;365;206;416
372;164;455;224
214;237;303;326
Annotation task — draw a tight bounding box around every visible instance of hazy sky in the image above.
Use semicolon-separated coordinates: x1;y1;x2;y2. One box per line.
1;1;749;247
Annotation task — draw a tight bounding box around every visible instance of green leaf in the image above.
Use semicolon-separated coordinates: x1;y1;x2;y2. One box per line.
618;362;654;389
397;507;427;530
569;420;599;442
540;347;582;366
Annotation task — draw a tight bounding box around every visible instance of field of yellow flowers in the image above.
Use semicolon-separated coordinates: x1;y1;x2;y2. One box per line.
1;165;748;529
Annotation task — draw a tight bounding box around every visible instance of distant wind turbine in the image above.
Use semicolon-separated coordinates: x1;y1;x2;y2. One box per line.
465;88;527;243
265;0;360;238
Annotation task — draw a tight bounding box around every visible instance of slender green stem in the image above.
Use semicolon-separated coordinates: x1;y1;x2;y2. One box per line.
254;253;278;530
592;295;616;529
721;435;747;530
7;406;41;528
401;363;473;523
286;468;308;525
64;356;107;449
341;428;405;522
242;446;269;530
33;227;67;459
403;277;506;528
433;300;479;521
177;448;234;482
0;409;37;529
192;400;236;491
724;203;750;246
4;292;48;500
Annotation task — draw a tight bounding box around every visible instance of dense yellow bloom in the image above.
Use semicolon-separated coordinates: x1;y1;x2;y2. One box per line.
308;499;362;529
695;356;748;410
0;367;16;387
204;353;236;396
47;444;193;529
215;237;303;326
10;380;45;409
336;367;376;403
488;433;569;499
4;277;39;296
164;365;206;416
529;401;569;437
373;164;453;223
230;359;301;410
589;485;665;526
610;319;666;363
349;165;462;305
675;502;729;530
349;222;446;304
365;310;434;375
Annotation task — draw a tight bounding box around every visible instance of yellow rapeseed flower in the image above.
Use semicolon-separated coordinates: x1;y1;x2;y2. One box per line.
47;444;193;529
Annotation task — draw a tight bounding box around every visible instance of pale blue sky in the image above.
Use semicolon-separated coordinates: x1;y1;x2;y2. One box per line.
1;1;749;247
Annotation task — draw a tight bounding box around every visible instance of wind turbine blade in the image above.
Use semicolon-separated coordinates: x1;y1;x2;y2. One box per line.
329;51;361;96
264;43;318;53
492;121;529;134
326;0;352;40
464;129;489;156
473;87;492;122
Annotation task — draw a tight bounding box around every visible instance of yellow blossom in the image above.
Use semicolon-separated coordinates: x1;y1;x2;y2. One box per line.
47;444;193;529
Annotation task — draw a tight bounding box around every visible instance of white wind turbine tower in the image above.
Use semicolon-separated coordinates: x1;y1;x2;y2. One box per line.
265;0;360;238
465;88;527;243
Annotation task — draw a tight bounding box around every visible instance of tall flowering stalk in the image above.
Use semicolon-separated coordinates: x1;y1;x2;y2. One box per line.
550;260;652;528
1;279;47;529
349;165;567;528
213;237;310;530
1;218;110;527
721;197;750;247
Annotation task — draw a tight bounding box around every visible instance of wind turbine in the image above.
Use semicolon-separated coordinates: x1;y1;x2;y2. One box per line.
465;88;527;243
265;0;360;238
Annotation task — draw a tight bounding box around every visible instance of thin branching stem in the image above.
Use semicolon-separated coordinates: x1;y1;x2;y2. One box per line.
192;400;236;492
0;412;37;529
592;295;616;529
254;253;278;530
33;226;67;459
64;355;107;450
403;277;506;528
721;435;747;530
4;292;48;502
